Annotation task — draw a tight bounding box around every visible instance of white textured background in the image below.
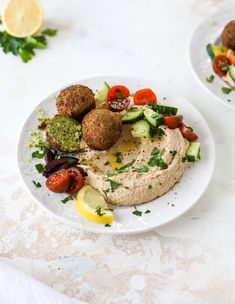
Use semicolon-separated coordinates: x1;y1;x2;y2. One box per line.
0;0;235;303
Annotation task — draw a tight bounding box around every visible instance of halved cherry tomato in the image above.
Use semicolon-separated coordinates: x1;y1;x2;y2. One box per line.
163;115;183;129
180;124;198;142
212;55;231;77
133;88;157;105
107;85;130;112
67;167;84;194
46;169;70;193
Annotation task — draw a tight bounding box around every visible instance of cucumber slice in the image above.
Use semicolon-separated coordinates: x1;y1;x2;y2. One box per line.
95;82;110;105
131;119;152;138
143;109;163;127
122;108;143;123
149;104;178;116
186;142;200;162
206;43;215;60
229;65;235;82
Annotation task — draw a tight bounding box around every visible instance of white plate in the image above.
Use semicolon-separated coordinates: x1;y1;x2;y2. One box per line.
17;76;215;234
189;9;235;110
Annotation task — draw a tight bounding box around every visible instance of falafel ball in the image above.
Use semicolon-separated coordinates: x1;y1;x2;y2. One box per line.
222;20;235;50
56;85;95;120
82;109;122;150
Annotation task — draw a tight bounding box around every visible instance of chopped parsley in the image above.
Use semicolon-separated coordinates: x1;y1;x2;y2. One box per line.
148;154;168;169
105;223;111;227
148;185;152;189
145;210;151;214
115;152;122;163
35;163;44;173
132;206;142;216
42;29;58;36
170;150;177;157
206;75;215;83
221;87;233;94
106;179;121;191
117;159;135;173
61;157;77;165
32;180;41;188
133;165;149;173
151;147;160;155
160;147;166;156
221;66;229;72
155;128;165;137
104;161;110;166
95;206;105;216
61;195;74;204
32;150;45;159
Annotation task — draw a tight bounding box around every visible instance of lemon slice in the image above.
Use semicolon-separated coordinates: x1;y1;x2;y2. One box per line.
76;185;113;224
2;0;43;38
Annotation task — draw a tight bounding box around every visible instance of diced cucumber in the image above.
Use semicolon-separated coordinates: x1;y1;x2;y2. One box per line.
143;108;163;127
95;82;110;105
131;119;152;138
122;108;143;123
229;65;235;82
149;104;178;116
206;43;215;60
185;142;200;162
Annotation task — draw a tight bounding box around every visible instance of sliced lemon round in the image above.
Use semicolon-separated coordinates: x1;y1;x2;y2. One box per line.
2;0;43;38
76;185;113;224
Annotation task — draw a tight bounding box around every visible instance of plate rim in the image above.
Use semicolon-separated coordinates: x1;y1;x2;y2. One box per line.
17;76;216;235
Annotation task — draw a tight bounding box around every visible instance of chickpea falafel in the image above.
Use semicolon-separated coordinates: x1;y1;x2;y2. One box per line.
56;85;96;120
82;109;122;150
222;20;235;50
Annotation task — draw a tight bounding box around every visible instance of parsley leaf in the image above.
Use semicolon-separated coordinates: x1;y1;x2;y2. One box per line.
206;75;215;83
35;163;44;173
115;152;122;163
148;153;168;169
32;150;46;159
42;29;58;36
32;180;41;188
61;195;74;204
106;179;122;191
132;207;142;216
95;206;105;216
104;161;110;166
221;87;233;94
155;128;165;137
170;150;177;157
133;165;149;173
117;159;135;173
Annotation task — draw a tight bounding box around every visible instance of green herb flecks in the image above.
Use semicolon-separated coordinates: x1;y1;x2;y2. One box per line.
133;165;149;173
61;157;77;165
221;66;229;72
106;179;122;191
221;87;233;94
155;128;165;137
115;152;122;163
35;163;44;173
32;180;41;188
95;206;105;216
105;223;111;227
0;29;57;63
61;195;74;204
206;75;215;83
151;147;160;155
104;161;110;166
32;150;46;159
148;147;168;169
170;150;177;157
117;159;135;173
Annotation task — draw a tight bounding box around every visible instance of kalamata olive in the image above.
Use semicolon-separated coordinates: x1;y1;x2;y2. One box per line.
44;150;55;163
43;159;68;177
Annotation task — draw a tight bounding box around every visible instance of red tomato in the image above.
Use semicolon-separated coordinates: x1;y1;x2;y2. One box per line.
67;167;84;194
163;115;183;129
46;169;70;193
107;85;130;112
212;55;231;77
133;88;157;105
180;124;198;142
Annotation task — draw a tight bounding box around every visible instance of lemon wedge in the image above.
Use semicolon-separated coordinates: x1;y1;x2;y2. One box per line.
76;185;113;224
2;0;43;38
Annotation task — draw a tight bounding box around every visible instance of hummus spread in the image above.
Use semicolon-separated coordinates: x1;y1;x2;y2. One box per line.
79;125;189;206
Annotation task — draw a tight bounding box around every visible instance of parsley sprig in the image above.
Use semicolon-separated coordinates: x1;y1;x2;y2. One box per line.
0;29;57;62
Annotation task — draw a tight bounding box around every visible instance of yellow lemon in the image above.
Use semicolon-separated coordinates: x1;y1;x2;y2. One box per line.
212;45;228;57
76;185;113;224
2;0;43;38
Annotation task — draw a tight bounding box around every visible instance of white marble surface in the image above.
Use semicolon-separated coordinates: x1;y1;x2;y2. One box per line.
0;0;235;303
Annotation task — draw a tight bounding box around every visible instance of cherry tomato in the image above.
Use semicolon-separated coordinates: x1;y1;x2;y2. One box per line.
180;124;198;142
46;169;70;193
163;115;183;129
67;167;84;194
212;55;231;77
133;88;157;105
107;85;130;112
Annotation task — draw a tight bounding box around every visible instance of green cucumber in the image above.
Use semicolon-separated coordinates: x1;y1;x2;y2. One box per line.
122;108;143;123
143;108;163;127
131;119;152;138
95;82;110;105
206;43;215;60
228;65;235;82
185;142;200;162
149;104;178;116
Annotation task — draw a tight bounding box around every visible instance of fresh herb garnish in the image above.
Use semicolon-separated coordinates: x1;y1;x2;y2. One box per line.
103;188;110;194
115;152;122;163
117;159;135;173
155;128;165;137
106;172;117;177
148;148;168;169
106;179;121;191
61;157;77;165
132;206;142;216
95;206;105;216
104;161;110;166
61;195;73;204
221;66;229;72
32;150;45;159
0;29;57;63
170;150;177;157
221;87;233;94
105;223;111;227
133;165;149;173
32;180;41;188
145;210;151;214
151;147;160;155
35;163;44;173
206;75;215;83
160;147;166;156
